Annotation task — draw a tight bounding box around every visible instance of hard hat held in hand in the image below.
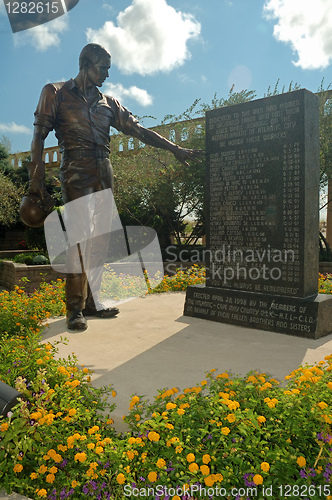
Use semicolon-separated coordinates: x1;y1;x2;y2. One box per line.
19;193;55;228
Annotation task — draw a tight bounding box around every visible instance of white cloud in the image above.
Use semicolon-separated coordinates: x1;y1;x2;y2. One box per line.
13;16;68;51
103;82;153;107
264;0;332;70
0;122;32;134
86;0;201;75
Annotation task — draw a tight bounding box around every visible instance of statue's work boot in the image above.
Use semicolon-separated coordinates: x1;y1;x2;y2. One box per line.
83;302;119;318
67;310;88;331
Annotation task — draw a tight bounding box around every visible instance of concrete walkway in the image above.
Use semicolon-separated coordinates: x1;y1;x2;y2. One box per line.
1;291;332;500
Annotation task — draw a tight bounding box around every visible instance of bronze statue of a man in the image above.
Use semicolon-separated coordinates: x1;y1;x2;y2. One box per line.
26;43;201;330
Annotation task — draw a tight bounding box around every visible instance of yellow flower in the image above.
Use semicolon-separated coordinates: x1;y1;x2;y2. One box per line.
297;456;306;467
46;473;55;483
148;471;157;482
148;431;160;442
95;446;103;454
166;402;177;410
260;462;270;472
129;396;140;409
318;401;328;410
30;473;38;480
88;426;99;435
36;359;43;365
127;450;135;460
204;474;216;486
227;400;240;410
253;474;263;485
189;462;199;473
257;416;266;424
36;489;47;497
87;443;95;449
177;408;185;415
74;452;87;463
175;446;183;454
116;473;126;484
264;397;278;408
221;427;230;435
38;465;48;474
13;464;23;473
68;408;77;416
0;423;9;432
186;453;195;462
203;454;211;464
226;413;236;423
49;467;58;474
72;481;78;488
157;458;166;468
200;464;210;475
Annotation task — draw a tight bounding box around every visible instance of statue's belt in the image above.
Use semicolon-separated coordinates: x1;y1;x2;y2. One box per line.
63;149;110;159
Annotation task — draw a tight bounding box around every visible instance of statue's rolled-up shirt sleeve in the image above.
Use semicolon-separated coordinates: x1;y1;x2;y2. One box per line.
106;96;139;135
33;84;58;131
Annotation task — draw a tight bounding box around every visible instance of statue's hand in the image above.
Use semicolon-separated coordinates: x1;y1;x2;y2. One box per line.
173;146;205;167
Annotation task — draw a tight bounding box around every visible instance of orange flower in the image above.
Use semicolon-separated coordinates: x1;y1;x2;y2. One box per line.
297;456;306;467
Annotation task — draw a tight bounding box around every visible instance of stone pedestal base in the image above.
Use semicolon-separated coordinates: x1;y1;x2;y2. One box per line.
184;285;332;339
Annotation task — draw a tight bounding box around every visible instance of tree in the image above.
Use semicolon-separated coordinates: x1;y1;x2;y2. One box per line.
112;87;258;249
112;81;331;249
112;125;206;248
0;171;25;227
0;140;26;228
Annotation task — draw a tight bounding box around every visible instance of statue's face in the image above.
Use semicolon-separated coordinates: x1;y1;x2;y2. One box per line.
86;55;111;87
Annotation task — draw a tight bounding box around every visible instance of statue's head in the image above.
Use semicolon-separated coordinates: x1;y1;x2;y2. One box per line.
79;44;111;87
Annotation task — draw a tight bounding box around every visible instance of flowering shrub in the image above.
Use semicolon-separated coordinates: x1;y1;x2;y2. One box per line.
319;273;332;294
149;265;206;293
121;362;332;499
0;270;331;499
99;265;206;300
0;330;117;499
0;280;66;339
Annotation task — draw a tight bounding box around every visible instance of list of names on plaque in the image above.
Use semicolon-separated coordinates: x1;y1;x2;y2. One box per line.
206;92;309;297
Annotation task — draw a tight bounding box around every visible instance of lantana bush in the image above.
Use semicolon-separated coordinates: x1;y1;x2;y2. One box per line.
0;330;331;499
0;269;331;499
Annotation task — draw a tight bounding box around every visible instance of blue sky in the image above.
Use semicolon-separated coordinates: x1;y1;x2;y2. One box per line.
1;0;332;154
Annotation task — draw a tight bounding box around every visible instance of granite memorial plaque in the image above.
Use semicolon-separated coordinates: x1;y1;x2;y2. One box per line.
184;89;332;339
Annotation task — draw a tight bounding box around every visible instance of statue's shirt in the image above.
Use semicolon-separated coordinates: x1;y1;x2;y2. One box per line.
33;79;138;194
33;78;137;154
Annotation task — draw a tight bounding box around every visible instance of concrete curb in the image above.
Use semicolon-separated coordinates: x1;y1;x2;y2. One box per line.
0;492;31;500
